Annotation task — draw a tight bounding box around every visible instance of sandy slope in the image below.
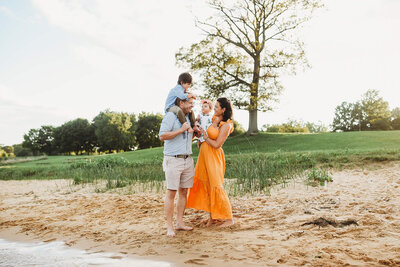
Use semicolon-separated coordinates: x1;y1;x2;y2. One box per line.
1;162;400;266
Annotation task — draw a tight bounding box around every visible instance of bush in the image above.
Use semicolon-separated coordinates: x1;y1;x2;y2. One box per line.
262;119;312;133
392;118;400;130
306;168;333;186
0;150;8;161
370;119;391;130
230;120;246;136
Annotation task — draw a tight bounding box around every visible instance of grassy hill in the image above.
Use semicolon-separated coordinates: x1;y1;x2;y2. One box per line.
1;131;400;194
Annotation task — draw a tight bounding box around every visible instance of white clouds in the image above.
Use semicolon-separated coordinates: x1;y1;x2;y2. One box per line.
30;0;200;60
28;0;203;113
0;84;70;145
0;5;16;18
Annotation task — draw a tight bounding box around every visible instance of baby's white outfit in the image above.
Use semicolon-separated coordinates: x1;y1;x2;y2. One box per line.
199;113;212;142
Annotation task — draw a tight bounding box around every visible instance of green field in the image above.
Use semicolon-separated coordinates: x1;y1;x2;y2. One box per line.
1;131;400;195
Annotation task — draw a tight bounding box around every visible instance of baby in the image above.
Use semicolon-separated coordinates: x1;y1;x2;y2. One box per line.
197;99;213;142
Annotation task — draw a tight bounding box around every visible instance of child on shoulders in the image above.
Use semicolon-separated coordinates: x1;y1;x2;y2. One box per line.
164;72;196;133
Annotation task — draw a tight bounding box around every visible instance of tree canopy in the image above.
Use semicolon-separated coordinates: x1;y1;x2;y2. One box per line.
176;0;322;134
20;111;162;156
332;89;396;132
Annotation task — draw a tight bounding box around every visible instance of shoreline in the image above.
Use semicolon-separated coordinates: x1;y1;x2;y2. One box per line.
1;162;400;266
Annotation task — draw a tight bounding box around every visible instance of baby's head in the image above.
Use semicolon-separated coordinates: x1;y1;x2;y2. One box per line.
201;99;213;115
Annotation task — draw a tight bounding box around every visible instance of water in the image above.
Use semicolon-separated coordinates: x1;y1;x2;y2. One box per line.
0;238;171;267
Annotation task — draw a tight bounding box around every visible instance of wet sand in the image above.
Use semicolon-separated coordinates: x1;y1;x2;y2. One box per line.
1;162;400;266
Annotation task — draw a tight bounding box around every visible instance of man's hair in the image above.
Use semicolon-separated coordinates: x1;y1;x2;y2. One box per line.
177;72;192;85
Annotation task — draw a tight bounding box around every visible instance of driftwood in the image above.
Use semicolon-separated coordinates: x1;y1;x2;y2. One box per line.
301;217;358;228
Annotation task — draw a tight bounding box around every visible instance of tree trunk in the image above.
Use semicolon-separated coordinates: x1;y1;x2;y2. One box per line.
248;109;258;134
247;53;261;135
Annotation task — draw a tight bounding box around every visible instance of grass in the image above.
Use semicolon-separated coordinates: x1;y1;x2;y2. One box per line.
1;130;400;195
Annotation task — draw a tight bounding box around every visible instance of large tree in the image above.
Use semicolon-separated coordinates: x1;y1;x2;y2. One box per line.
54;118;97;155
361;89;391;130
22;128;41;155
136;113;163;149
332;102;356;132
332;90;392;132
392;107;400;120
176;0;322;134
23;126;56;155
93;110;136;152
392;107;400;130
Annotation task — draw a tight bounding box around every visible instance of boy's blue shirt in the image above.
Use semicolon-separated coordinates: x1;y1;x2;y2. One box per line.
164;84;188;113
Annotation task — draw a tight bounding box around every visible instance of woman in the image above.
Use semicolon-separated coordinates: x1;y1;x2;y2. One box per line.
186;97;234;227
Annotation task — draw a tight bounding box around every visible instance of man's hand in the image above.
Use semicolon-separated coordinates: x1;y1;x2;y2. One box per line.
181;122;190;132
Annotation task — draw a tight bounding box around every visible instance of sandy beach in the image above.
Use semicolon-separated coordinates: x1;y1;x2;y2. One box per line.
1;162;400;266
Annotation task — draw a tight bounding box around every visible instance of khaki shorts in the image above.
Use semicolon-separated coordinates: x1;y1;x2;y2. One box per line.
162;156;194;190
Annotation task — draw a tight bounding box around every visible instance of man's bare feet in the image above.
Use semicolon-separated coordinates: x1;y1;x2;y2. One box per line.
166;228;176;237
175;224;193;231
219;219;234;228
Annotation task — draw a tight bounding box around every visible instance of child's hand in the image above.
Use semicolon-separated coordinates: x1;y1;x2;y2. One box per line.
187;93;196;100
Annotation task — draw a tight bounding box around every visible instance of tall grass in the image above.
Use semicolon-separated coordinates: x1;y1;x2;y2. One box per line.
2;131;400;195
225;152;315;195
70;157;165;192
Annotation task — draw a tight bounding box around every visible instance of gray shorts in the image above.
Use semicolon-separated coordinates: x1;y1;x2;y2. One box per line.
162;155;195;190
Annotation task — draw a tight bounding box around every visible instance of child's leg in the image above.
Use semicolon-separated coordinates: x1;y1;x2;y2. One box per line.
168;105;187;125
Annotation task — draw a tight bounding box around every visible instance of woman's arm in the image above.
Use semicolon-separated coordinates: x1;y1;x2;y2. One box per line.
204;123;231;149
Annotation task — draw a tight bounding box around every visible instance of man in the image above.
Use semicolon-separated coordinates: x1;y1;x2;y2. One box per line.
159;96;199;237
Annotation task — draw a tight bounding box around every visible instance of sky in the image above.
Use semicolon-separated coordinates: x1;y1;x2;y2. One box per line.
1;0;400;146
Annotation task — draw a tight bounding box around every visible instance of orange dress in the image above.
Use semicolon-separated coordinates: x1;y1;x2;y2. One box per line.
186;120;233;219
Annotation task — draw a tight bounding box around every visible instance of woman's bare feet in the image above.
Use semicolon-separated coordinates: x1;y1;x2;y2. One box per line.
218;219;234;228
206;217;215;227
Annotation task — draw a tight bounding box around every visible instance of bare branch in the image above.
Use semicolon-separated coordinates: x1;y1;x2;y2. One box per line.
196;20;255;57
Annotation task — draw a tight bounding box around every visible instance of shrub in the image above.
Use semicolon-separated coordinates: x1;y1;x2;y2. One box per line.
230;120;246;136
306;168;333;186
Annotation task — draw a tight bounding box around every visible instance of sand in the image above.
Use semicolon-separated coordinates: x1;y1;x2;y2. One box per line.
1;162;400;266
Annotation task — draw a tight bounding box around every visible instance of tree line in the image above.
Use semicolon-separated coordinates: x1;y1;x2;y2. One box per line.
332;89;400;132
262;120;327;133
19;110;163;156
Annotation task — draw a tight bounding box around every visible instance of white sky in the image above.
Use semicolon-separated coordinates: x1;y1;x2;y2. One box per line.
1;0;400;145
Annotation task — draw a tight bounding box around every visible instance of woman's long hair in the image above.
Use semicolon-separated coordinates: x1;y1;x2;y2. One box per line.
217;97;233;122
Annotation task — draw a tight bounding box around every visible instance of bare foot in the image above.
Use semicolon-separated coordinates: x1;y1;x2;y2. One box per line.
175;224;193;231
218;219;234;228
166;228;176;237
206;218;215;227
